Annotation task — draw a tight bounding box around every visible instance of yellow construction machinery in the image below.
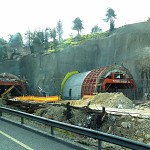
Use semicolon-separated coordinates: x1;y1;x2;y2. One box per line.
15;95;60;103
1;85;14;98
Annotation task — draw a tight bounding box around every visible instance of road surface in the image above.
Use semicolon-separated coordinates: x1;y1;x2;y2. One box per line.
0;119;86;150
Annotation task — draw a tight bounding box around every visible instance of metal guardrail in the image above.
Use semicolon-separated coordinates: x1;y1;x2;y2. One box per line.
0;106;150;150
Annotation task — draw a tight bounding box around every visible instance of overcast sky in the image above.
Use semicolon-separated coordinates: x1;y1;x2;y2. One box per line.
0;0;150;40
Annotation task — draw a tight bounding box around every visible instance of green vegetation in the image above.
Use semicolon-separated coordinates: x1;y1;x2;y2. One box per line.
47;49;56;53
0;38;8;60
47;31;110;53
91;25;102;33
104;7;117;31
0;30;110;60
61;31;110;48
44;31;110;53
72;17;84;36
0;8;116;60
56;19;63;42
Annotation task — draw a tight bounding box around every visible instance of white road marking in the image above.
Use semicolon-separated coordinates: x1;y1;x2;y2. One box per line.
0;130;34;150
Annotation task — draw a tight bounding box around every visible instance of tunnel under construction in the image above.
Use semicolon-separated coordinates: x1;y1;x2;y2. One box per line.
61;65;136;100
0;73;26;98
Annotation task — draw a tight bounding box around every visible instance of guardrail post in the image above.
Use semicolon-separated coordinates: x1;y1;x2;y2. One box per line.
0;106;150;150
51;126;54;135
21;117;24;124
98;140;102;150
0;111;2;117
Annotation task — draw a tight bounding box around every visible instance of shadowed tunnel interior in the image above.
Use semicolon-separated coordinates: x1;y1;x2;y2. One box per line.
0;85;24;97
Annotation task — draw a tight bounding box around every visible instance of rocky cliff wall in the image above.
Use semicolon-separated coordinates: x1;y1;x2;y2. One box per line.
0;59;20;75
1;22;150;98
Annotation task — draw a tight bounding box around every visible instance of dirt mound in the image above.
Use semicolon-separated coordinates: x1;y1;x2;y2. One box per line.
90;93;134;109
61;93;134;109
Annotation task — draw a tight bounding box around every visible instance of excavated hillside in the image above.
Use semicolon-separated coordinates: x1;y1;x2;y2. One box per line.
0;22;150;97
1;22;150;149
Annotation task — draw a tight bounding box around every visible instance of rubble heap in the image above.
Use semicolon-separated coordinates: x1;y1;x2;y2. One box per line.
61;93;134;109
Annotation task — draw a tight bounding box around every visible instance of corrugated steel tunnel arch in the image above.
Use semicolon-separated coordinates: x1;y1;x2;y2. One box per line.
61;65;136;100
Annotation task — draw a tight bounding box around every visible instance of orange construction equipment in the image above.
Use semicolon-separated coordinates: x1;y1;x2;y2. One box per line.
0;73;26;97
61;65;136;100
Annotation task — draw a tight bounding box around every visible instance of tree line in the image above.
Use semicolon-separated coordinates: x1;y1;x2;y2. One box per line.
0;8;116;60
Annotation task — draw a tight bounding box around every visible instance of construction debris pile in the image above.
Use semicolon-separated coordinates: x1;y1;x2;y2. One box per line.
34;92;150;149
61;93;134;109
1;92;150;149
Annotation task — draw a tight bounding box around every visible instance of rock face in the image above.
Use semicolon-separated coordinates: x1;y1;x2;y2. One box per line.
0;22;150;98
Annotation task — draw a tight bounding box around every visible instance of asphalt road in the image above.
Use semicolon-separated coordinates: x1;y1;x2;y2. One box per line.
0;119;85;150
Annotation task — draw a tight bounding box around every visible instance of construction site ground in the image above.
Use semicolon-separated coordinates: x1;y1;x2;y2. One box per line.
39;93;150;149
1;93;150;150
